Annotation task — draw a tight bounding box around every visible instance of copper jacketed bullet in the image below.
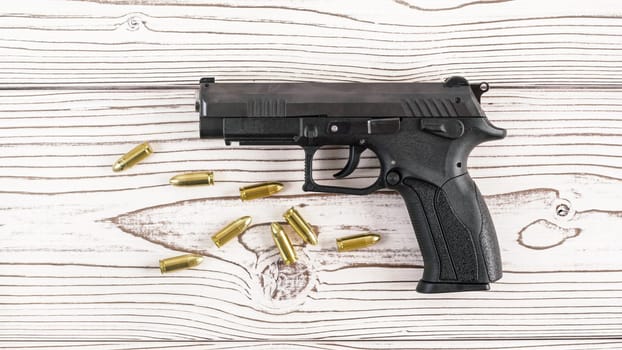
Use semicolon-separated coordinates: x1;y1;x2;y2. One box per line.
169;171;214;186
271;222;297;265
239;182;284;201
112;142;153;172
283;207;318;245
159;254;204;273
211;216;252;248
336;233;381;252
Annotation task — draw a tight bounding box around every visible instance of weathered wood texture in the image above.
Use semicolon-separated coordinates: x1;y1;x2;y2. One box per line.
1;0;622;349
2;0;622;87
2;340;622;350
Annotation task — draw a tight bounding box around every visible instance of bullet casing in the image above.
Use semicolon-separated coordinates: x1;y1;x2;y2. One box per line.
239;182;284;201
283;207;318;245
170;171;214;186
336;233;381;252
113;142;153;172
211;216;252;247
159;254;204;273
271;222;297;265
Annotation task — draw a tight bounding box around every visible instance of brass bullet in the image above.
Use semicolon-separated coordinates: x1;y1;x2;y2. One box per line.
159;254;203;273
271;222;297;265
170;171;214;186
211;216;252;248
112;142;153;172
283;207;318;245
336;233;381;252
239;182;284;201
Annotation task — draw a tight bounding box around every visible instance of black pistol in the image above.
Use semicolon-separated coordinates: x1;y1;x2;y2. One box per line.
197;76;506;293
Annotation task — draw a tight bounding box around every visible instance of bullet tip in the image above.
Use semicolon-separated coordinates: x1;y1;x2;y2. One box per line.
308;236;319;245
240;216;252;226
112;161;124;172
273;183;284;192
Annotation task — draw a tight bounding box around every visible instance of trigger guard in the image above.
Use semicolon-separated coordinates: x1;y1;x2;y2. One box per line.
303;145;384;195
333;145;366;179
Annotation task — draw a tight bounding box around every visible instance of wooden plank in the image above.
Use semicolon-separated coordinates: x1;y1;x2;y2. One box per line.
1;0;622;87
2;340;622;350
3;0;622;345
1;87;621;341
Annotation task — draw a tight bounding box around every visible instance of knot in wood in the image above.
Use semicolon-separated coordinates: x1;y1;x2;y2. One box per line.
553;198;574;221
252;251;317;312
260;258;312;302
556;204;570;217
126;16;143;31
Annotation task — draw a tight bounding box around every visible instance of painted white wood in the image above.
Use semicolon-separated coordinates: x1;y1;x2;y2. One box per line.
1;0;621;348
1;0;622;87
1;340;622;350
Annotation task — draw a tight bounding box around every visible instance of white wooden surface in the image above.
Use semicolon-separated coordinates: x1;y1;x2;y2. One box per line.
1;0;622;349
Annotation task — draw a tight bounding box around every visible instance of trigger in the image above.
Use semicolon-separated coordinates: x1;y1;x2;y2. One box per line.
333;145;366;179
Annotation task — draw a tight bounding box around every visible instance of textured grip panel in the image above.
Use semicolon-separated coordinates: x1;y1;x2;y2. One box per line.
434;189;478;281
476;188;503;281
441;174;503;282
399;174;502;293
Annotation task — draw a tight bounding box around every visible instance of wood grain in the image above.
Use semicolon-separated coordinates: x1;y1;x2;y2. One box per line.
1;0;622;87
1;86;622;344
5;340;621;350
2;340;622;350
1;0;622;348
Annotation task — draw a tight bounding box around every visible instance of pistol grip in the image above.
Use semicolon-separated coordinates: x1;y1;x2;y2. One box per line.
397;173;502;293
